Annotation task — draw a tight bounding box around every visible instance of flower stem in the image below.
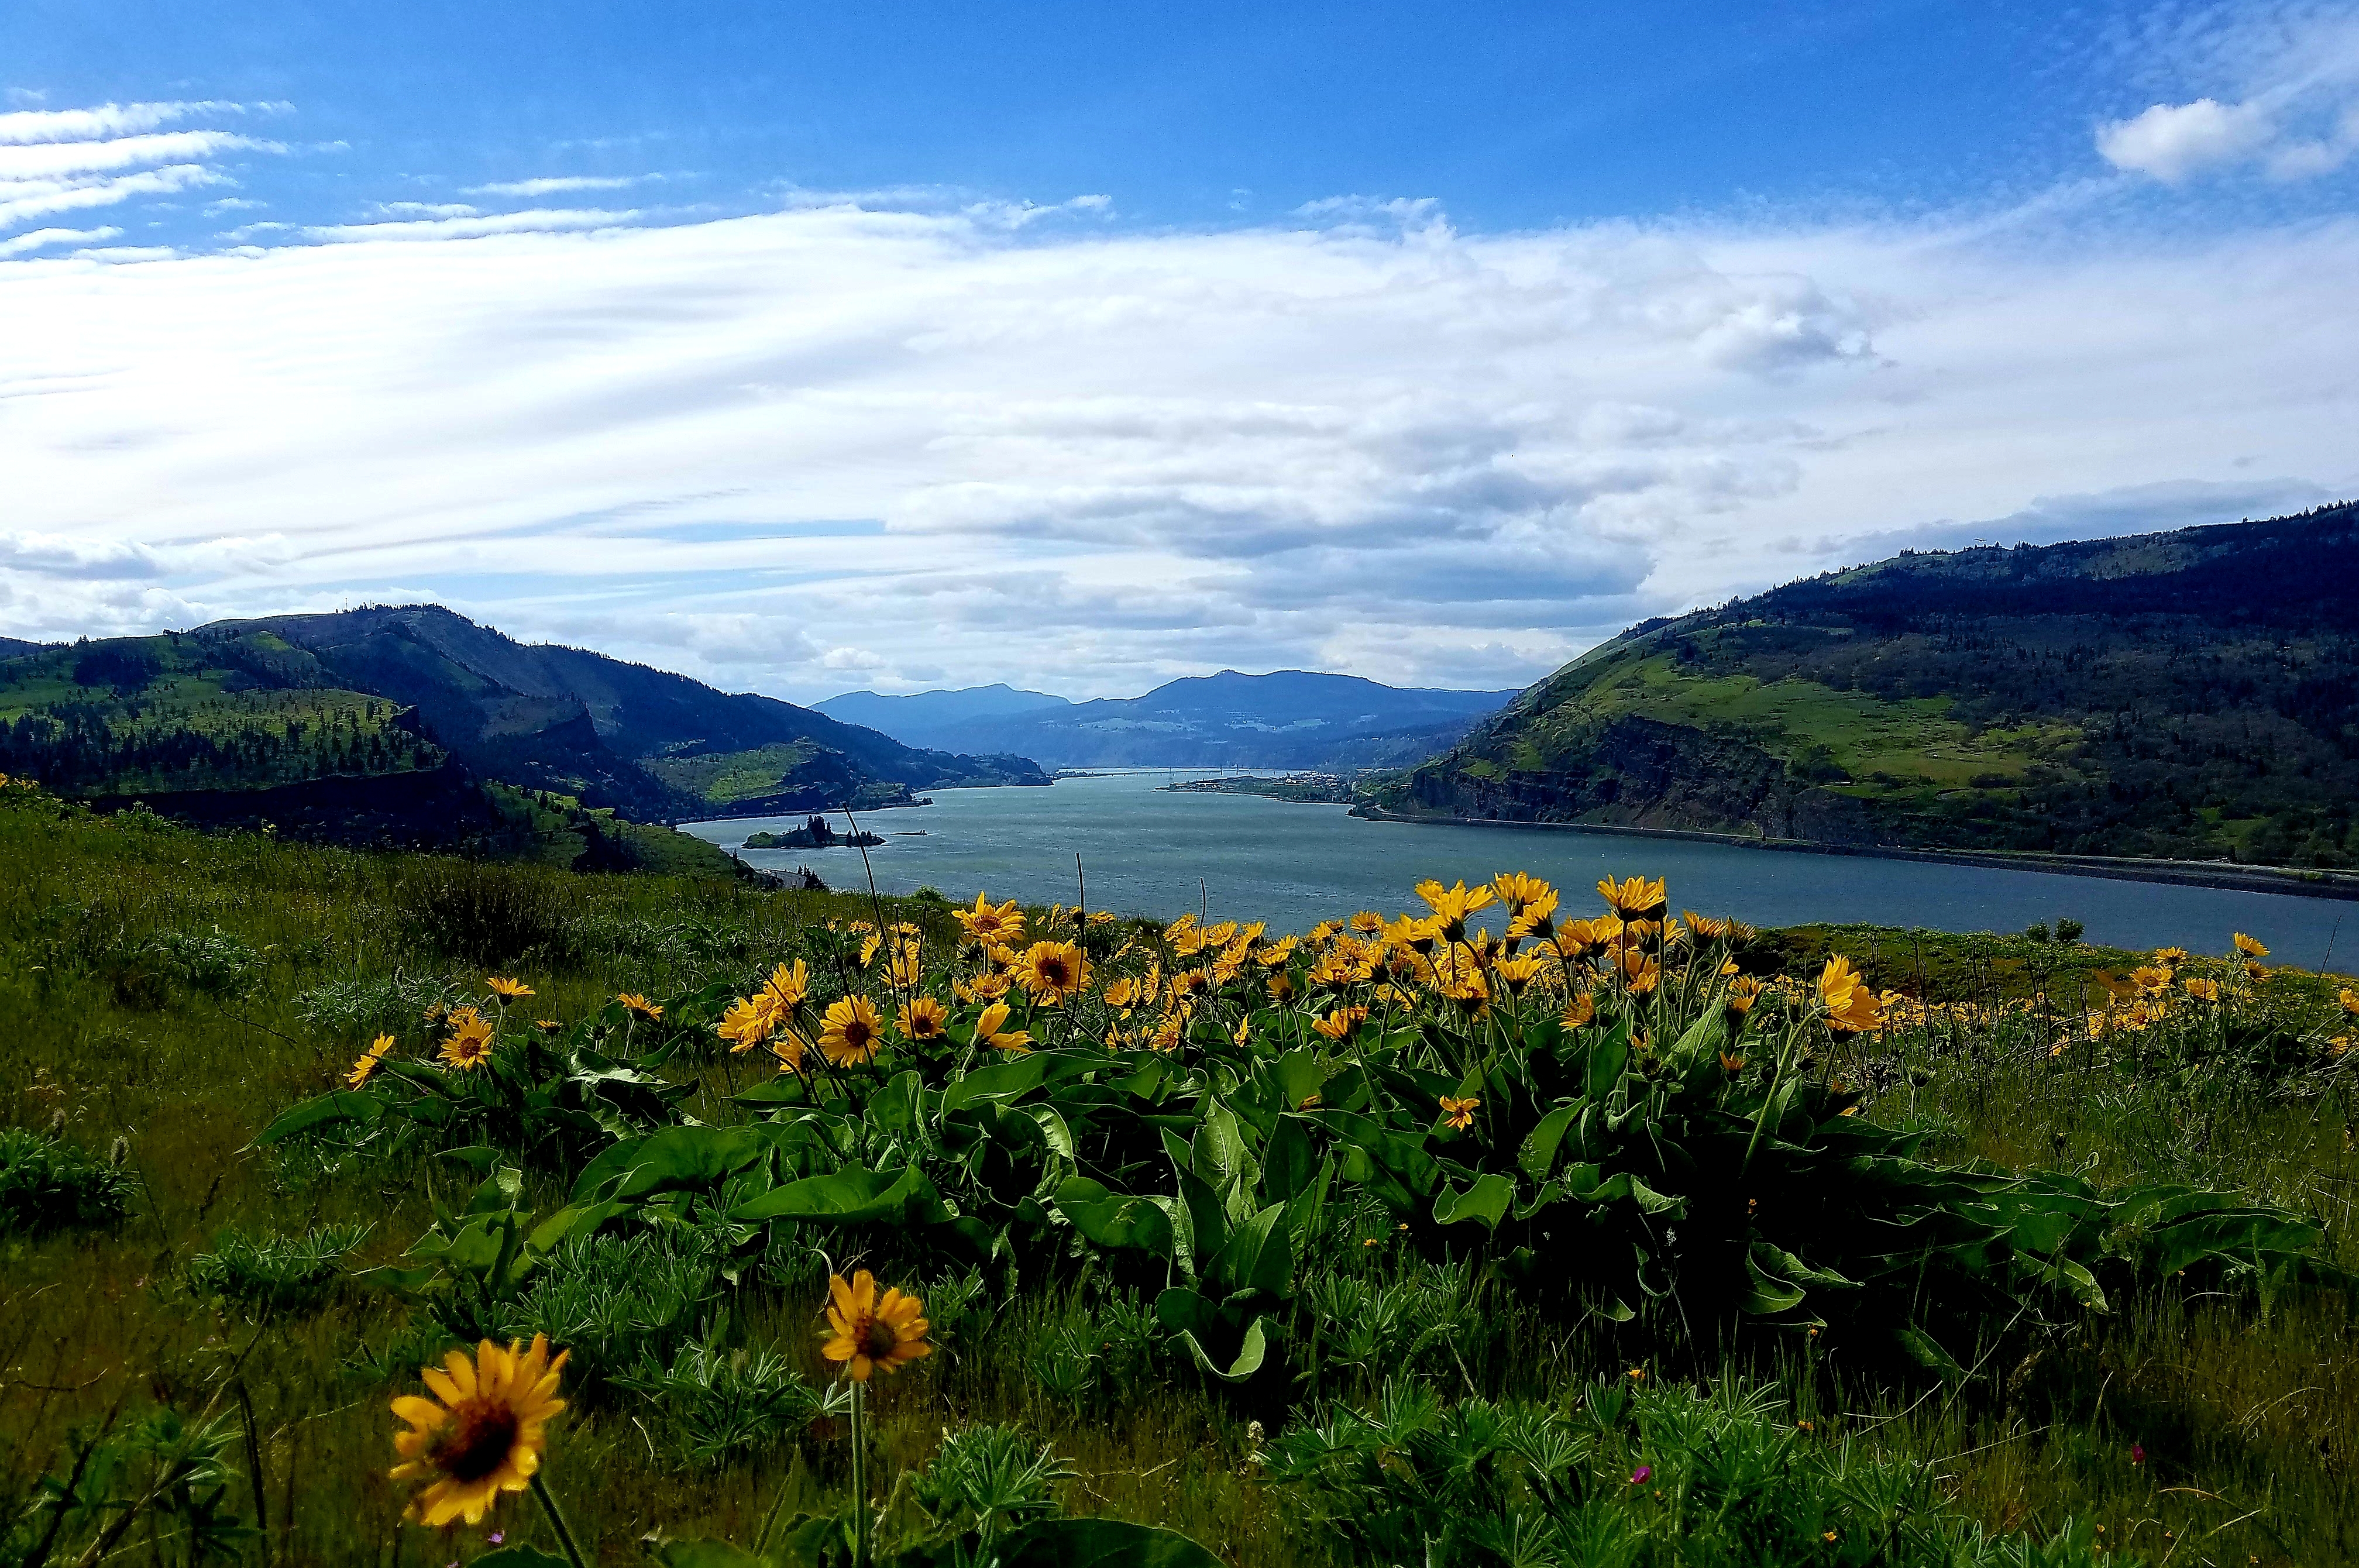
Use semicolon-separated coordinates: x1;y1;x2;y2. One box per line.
528;1472;592;1568
848;1378;869;1568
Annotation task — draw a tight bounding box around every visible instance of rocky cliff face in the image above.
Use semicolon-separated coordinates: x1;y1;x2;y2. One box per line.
1401;714;1881;845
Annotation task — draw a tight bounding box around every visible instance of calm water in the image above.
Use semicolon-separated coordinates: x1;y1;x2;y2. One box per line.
683;772;2356;968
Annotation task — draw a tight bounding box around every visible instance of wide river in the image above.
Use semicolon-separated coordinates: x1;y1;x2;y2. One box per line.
683;771;2357;968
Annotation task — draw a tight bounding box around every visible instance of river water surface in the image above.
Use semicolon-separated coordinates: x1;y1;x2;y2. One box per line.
682;771;2355;968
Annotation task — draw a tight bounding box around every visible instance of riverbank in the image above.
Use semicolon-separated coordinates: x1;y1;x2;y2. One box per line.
1349;804;2359;902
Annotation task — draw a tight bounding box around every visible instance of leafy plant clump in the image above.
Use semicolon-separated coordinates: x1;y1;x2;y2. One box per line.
0;1125;137;1236
1267;1377;2127;1567
185;1222;369;1316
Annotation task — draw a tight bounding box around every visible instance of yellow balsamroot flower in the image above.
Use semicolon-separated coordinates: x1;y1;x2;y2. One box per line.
1266;972;1297;1004
1560;993;1596;1029
2182;976;2221;1002
820;1270;931;1382
1103;975;1141;1010
1725;976;1764;1016
1202;921;1239;948
1615;949;1660;994
2233;932;2269;958
1232;1017;1252;1047
1148;1010;1187;1053
1597;875;1668;919
388;1334;568;1527
346;1047;386;1088
1817;958;1883;1034
2153;947;2189;965
1256;936;1300;967
617;993;663;1020
1311;1005;1367;1042
1492;871;1553;912
899;995;948;1041
1683;911;1731;940
484;976;534;1001
887;941;924;989
2341;988;2359;1017
1507;889;1560;941
765;959;811;1009
2131;965;2172;995
439;1007;495;1071
1019;940;1089;1005
975;1001;1033;1053
1718;1050;1746;1074
1438;1095;1480;1132
1415;879;1496;938
858;933;883;968
1350;910;1386;935
819;995;884;1065
772;1026;811;1075
718;995;775;1053
1440;968;1491;1009
1493;952;1546;996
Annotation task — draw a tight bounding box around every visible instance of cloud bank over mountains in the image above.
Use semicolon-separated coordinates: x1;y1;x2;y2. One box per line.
2;5;2356;702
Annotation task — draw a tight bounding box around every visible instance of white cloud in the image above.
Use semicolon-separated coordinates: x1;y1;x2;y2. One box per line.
0;225;119;257
463;174;654;197
0;101;237;145
2097;97;2276;181
2097;5;2359;181
3;190;2353;698
0;164;224;228
0;102;292;235
301;207;641;242
0;131;278;180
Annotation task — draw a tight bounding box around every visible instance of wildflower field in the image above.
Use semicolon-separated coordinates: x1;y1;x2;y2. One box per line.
4;780;2358;1567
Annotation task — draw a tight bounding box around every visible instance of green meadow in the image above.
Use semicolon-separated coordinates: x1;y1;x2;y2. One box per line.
5;782;2357;1567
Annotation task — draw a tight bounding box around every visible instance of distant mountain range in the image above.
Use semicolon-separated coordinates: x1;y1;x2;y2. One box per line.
816;684;1073;748
1380;502;2359;869
819;671;1518;769
0;606;1046;862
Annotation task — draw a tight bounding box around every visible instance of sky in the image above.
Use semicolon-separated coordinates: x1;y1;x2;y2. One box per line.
3;2;2358;702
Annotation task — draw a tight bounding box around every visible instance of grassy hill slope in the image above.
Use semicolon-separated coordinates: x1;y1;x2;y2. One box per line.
228;606;1048;816
1387;501;2359;866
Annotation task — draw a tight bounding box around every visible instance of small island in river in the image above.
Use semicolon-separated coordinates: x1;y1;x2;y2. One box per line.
743;814;885;850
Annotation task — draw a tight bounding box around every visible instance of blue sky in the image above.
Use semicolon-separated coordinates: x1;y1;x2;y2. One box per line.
4;1;2358;698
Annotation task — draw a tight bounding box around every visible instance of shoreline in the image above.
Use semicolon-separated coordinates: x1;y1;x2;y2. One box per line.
1347;806;2359;903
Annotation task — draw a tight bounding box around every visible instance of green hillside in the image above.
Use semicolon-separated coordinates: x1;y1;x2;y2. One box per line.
0;632;738;875
1386;501;2359;867
0;630;441;795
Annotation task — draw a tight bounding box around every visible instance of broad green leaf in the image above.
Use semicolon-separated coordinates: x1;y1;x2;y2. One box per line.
730;1165;936;1225
1432;1172;1516;1230
941;1054;1046;1111
1741;1248;1809;1314
1262;1113;1316;1203
1516;1103;1581;1182
1208;1204;1291;1299
1585;1024;1630;1103
256;1089;383;1144
1052;1177;1177;1258
1191;1102;1249;1194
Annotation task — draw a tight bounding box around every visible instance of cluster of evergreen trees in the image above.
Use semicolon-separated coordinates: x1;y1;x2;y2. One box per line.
0;707;434;795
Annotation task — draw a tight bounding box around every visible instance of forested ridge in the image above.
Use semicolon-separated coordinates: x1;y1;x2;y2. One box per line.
1395;501;2359;866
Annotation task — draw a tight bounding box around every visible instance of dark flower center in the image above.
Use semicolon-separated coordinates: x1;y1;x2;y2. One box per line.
1038;958;1071;988
431;1400;520;1483
860;1316;901;1359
